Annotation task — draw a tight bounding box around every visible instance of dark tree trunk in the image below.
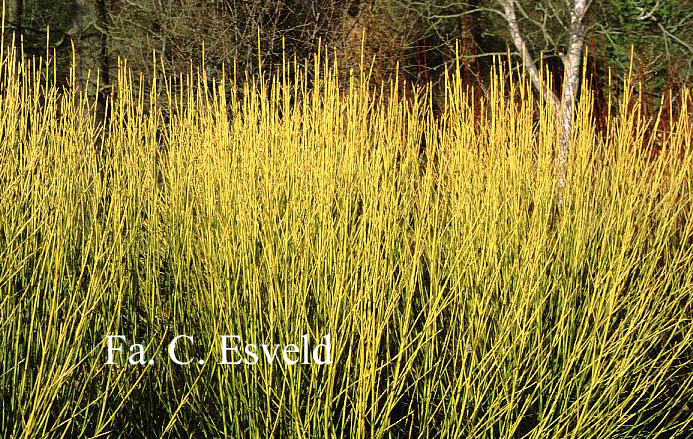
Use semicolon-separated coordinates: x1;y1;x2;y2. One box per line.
71;0;110;121
96;0;110;124
6;0;23;34
97;0;110;92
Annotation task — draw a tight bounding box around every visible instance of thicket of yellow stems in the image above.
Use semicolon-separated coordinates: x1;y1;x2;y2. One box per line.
0;31;691;438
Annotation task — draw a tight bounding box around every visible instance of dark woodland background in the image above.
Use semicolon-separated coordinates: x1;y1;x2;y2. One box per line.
2;0;692;115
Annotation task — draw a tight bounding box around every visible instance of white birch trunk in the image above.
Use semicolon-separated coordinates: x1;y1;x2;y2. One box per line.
557;0;588;196
501;0;559;109
502;0;589;203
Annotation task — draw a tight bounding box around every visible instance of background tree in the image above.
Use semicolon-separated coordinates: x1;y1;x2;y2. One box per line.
2;0;79;58
5;0;22;35
2;0;691;115
501;0;592;198
67;0;110;106
593;0;693;96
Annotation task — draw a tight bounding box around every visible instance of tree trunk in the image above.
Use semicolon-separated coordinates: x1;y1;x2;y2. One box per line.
96;0;110;124
5;0;23;34
97;0;110;91
459;1;478;61
502;0;560;108
502;0;589;205
557;0;588;199
70;0;109;119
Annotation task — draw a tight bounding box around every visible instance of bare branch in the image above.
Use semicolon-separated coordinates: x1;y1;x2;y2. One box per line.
658;21;693;55
636;1;661;21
